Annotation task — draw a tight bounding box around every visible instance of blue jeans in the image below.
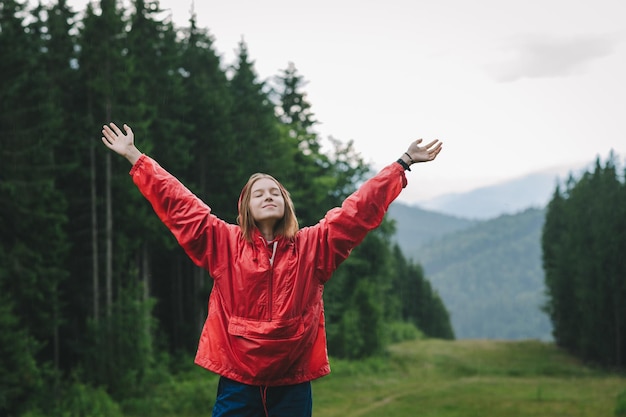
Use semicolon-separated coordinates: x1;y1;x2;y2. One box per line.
211;376;312;417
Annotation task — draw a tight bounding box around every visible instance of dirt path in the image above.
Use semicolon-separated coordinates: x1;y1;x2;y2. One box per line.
344;388;417;417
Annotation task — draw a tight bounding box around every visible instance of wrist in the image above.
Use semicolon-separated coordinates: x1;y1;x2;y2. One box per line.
125;147;142;165
396;157;411;171
398;152;413;167
403;152;415;165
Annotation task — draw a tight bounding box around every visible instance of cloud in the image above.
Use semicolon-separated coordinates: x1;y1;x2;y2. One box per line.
488;33;619;82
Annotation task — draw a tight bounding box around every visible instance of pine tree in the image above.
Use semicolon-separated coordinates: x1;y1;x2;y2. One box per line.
74;0;157;396
229;40;285;177
122;0;195;357
40;0;84;377
0;0;69;407
179;13;235;217
326;226;394;358
275;62;319;154
543;153;626;368
273;62;334;226
46;0;108;376
389;243;454;340
543;182;580;350
76;0;130;322
0;293;41;416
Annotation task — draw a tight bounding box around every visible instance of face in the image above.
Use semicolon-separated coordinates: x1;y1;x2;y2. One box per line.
248;178;286;225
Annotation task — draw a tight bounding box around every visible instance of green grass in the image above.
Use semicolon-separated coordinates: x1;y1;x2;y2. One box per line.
311;339;626;417
121;339;626;417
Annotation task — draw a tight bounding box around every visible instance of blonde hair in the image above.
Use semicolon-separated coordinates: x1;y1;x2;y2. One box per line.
237;173;299;242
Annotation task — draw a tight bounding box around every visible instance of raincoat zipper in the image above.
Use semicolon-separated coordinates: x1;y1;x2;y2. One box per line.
267;240;277;322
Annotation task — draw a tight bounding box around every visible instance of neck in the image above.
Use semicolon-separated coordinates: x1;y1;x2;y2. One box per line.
256;223;276;241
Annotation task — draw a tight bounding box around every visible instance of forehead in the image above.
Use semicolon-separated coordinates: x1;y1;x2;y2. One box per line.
250;178;280;193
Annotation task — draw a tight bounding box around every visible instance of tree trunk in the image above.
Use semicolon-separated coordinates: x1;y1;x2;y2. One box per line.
105;102;113;316
142;243;151;355
194;267;205;335
90;138;100;321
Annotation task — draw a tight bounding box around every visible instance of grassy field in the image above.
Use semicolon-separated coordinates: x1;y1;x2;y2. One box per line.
123;338;626;417
311;339;626;417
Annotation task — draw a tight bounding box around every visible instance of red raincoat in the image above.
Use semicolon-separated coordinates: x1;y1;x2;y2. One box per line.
130;155;408;386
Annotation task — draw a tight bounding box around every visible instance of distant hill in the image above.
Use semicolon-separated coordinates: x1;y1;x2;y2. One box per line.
386;203;552;341
386;203;477;257
415;163;588;220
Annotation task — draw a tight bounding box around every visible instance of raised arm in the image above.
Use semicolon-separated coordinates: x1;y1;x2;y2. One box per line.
100;121;234;273
101;122;142;165
309;138;443;280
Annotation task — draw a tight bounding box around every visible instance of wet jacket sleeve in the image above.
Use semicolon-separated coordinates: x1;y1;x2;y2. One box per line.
129;155;231;273
313;162;408;280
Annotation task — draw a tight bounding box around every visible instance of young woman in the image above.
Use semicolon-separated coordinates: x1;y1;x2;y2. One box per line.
101;122;442;417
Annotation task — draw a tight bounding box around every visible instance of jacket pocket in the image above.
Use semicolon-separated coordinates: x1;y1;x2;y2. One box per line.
228;315;304;341
227;315;308;380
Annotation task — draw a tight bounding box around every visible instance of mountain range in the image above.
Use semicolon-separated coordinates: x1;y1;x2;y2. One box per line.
385;167;578;340
414;162;589;220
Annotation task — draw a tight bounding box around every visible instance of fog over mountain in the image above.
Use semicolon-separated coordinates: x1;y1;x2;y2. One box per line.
414;162;589;220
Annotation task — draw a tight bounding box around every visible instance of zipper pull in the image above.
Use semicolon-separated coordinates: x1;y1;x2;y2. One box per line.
269;240;278;266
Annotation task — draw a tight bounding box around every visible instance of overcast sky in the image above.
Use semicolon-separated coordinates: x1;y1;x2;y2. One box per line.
66;0;626;203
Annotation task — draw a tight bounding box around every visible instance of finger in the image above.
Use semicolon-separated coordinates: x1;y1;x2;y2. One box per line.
102;127;112;141
123;124;134;138
101;136;113;147
102;125;117;137
110;122;123;136
102;126;116;142
430;142;442;153
414;138;423;146
425;139;439;149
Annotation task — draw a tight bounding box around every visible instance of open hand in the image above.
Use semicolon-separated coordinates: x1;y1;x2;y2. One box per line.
405;139;443;163
101;122;142;164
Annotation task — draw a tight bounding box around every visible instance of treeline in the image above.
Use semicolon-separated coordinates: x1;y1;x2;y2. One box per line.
542;153;626;369
0;0;453;414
